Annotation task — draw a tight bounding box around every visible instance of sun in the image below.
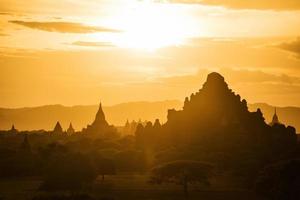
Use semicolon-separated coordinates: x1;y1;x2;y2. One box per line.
109;1;193;51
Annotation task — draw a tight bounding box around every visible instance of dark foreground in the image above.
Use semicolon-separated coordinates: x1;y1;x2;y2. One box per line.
0;174;264;200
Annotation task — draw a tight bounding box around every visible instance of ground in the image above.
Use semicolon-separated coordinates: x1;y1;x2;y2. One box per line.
0;174;265;200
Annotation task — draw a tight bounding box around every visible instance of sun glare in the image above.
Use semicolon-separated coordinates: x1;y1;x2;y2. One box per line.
109;1;193;51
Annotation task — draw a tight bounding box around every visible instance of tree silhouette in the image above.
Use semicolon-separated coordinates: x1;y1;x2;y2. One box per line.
150;160;212;198
93;157;116;180
19;134;31;154
41;153;97;191
255;159;300;200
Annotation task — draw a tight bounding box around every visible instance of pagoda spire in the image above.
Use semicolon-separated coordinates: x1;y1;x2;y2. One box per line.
89;101;109;128
9;124;18;134
270;107;280;126
53;121;63;134
93;101;107;124
67;122;75;135
83;100;115;136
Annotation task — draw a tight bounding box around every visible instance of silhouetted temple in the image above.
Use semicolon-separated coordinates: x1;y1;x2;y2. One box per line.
138;72;297;152
67;123;75;135
9;124;18;134
53;121;63;135
166;72;251;133
269;108;281;126
82;102;117;137
123;119;149;135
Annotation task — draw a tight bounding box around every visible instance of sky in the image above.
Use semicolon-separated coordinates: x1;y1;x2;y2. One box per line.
0;0;300;108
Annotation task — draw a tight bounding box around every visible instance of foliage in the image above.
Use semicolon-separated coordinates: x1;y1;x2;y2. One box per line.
150;160;212;185
41;153;97;191
90;152;116;180
114;150;146;172
255;159;300;200
32;194;95;200
150;160;213;197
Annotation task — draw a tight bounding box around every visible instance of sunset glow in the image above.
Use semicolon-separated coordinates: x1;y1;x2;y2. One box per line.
110;2;193;50
1;0;300;108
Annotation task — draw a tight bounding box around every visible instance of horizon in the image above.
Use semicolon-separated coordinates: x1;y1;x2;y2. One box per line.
1;98;300;110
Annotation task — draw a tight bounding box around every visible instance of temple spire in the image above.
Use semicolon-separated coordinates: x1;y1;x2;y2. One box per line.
94;101;106;123
82;101;114;136
53;121;63;134
10;124;18;134
67;122;75;135
270;107;280;126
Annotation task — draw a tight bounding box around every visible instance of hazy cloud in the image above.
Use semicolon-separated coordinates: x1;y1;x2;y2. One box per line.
277;38;300;58
9;21;120;33
0;33;9;36
71;41;114;47
158;68;300;86
0;12;13;15
165;0;300;10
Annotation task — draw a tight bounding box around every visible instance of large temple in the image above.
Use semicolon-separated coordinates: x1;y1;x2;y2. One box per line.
82;102;117;138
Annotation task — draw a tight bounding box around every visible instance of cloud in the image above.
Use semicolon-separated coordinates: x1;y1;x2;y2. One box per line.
70;41;114;47
277;38;300;58
0;12;12;15
158;68;300;87
165;0;300;10
0;33;9;36
9;21;120;33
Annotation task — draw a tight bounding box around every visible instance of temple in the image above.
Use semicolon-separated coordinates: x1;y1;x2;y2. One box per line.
67;123;75;135
9;124;18;134
269;108;281;126
82;102;117;137
53;121;63;135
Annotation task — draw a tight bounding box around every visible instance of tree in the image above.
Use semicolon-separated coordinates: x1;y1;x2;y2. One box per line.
93;156;116;180
41;153;97;191
114;150;146;172
255;159;300;200
150;160;213;198
19;134;31;153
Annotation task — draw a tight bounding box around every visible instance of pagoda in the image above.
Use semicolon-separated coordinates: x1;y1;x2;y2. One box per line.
269;108;281;126
67;123;75;135
82;102;117;137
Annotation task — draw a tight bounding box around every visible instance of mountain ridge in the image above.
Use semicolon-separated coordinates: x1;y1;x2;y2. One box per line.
0;100;299;132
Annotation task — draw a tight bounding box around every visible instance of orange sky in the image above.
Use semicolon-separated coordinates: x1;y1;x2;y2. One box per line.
1;0;300;107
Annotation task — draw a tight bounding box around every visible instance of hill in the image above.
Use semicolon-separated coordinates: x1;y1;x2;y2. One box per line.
0;100;299;132
0;100;182;131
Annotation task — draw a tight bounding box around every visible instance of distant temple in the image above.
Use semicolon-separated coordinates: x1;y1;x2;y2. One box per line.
82;102;117;137
53;121;64;135
67;123;75;135
269;108;281;126
123;119;149;135
9;124;18;134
